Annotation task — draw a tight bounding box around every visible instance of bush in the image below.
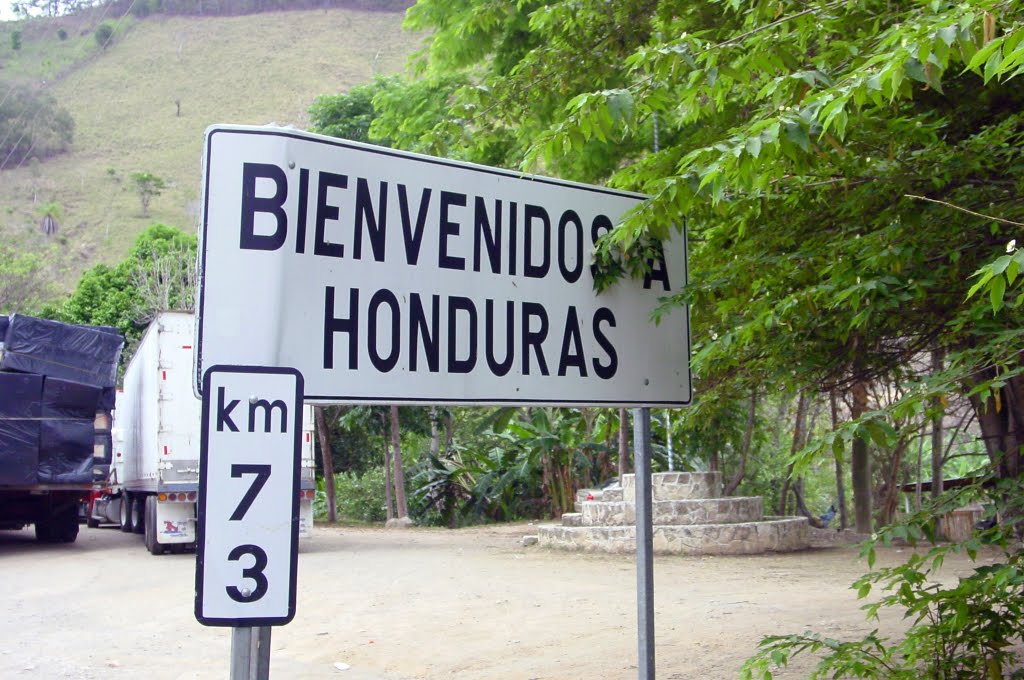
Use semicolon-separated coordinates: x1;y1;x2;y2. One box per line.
57;28;68;40
317;467;388;523
94;23;114;48
0;84;75;168
741;476;1024;679
11;31;22;51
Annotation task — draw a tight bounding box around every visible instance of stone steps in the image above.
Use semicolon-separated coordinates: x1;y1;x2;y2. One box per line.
622;472;721;502
550;472;809;556
538;517;809;556
577;497;763;527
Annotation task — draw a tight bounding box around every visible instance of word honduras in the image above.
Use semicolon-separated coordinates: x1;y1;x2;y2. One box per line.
239;162;671;380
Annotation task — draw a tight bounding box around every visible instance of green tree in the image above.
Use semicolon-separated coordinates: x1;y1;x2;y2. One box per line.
37;201;63;236
10;31;22;51
94;22;114;49
0;245;58;315
0;85;75;170
51;224;197;345
129;171;165;217
309;78;396;145
375;0;1024;533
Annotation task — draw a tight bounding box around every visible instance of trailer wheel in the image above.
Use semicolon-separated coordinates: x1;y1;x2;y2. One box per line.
131;494;145;535
53;507;79;543
144;496;161;555
34;519;53;543
119;495;132;532
35;507;78;544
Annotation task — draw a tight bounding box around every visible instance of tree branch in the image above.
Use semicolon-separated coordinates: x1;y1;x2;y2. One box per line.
904;194;1024;227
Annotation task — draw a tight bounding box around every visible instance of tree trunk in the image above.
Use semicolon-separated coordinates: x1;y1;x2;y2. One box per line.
618;407;629;483
930;348;945;501
777;391;807;515
793;477;824;528
830;391;848;530
430;407;441;459
725;389;758;495
878;439;908;527
851;379;872;533
914;432;925;512
314;406;337;523
390;405;408;519
581;408;596;488
967;367;1023;482
382;412;394;521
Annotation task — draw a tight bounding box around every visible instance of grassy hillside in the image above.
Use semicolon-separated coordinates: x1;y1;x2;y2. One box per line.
0;7;416;293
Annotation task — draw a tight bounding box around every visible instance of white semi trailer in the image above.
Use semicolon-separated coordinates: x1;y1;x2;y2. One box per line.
91;312;316;554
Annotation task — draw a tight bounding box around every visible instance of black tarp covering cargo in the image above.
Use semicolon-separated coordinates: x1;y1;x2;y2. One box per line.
0;373;43;485
1;374;111;485
38;419;96;484
37;377;104;483
1;314;124;388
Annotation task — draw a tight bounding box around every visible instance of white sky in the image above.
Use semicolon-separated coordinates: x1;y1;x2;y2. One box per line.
1;1;17;21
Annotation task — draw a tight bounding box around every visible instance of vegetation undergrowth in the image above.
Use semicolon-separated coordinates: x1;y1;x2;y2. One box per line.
742;474;1024;679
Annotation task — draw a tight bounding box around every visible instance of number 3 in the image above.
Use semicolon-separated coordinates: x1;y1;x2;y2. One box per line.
226;544;269;602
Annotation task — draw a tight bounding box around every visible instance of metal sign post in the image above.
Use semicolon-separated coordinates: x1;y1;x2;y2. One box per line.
231;626;272;680
633;407;655;679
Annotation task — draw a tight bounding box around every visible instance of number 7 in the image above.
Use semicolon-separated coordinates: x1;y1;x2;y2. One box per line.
230;464;271;520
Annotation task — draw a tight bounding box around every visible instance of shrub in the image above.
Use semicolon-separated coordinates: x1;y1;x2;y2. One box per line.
741;476;1024;679
11;31;22;51
94;23;114;48
0;85;75;168
57;28;67;40
129;171;165;216
318;467;388;523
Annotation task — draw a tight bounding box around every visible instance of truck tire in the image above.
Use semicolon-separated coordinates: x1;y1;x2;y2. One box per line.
119;495;132;532
34;519;53;543
131;494;145;535
144;496;161;555
53;507;79;543
35;507;78;544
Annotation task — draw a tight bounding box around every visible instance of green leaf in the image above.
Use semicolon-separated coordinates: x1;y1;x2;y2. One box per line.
937;25;957;46
990;274;1006;312
746;136;762;158
984;47;1003;83
904;58;927;83
784;122;810;152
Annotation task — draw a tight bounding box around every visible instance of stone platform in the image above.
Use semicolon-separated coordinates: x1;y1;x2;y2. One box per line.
538;472;808;556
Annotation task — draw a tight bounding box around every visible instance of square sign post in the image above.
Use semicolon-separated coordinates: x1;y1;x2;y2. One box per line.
195;365;303;678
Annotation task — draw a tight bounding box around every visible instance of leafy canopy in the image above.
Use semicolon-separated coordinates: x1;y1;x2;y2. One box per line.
377;0;1024;410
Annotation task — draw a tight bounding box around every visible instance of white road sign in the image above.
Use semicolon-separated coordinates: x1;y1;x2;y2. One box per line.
195;365;302;627
196;125;690;406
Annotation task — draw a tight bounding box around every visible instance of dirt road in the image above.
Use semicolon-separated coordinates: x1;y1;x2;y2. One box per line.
0;523;988;679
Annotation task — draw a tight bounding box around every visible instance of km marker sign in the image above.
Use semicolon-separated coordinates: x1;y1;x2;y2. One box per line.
195;366;303;627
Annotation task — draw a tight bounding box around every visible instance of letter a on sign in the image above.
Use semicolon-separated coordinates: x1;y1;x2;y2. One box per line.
195;365;303;627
